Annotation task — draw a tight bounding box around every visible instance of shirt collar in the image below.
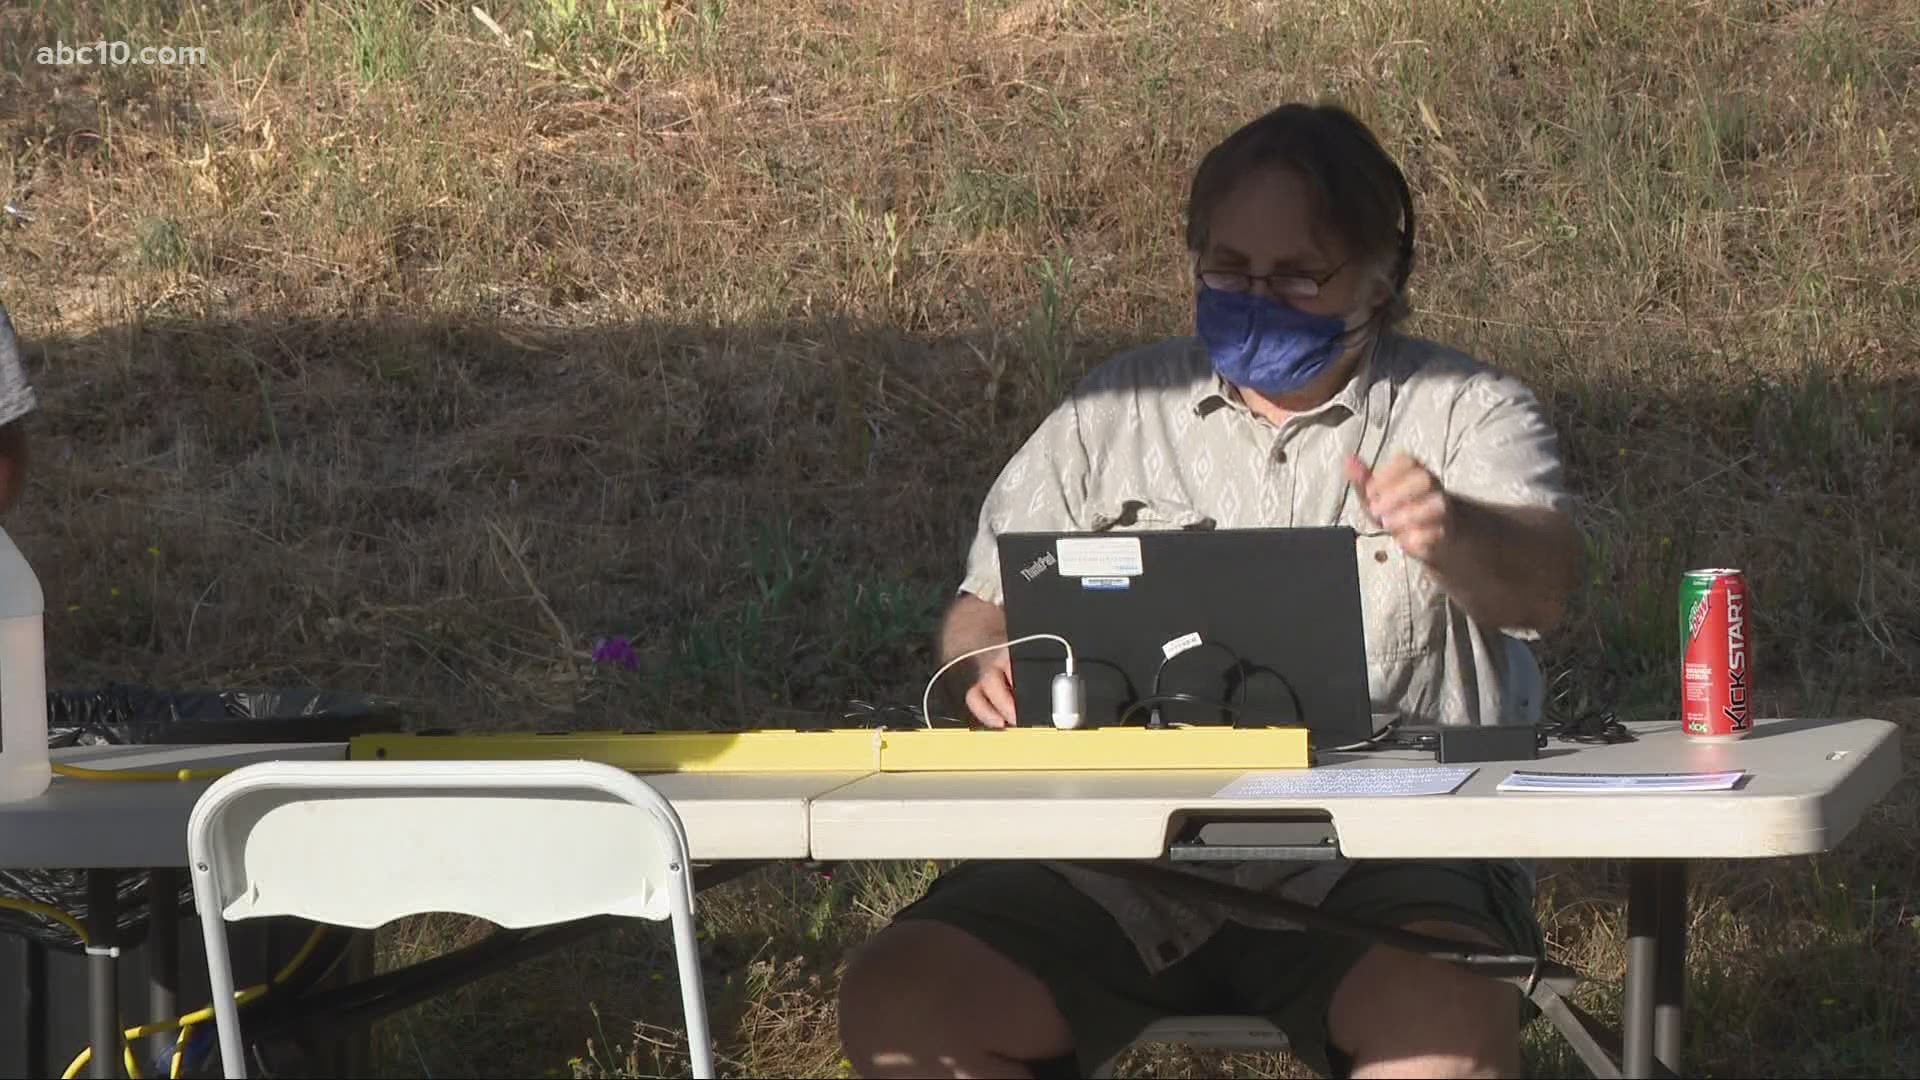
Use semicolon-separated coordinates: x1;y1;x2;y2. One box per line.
1188;331;1387;422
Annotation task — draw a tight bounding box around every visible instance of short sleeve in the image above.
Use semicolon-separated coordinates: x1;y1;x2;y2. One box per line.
0;305;39;428
958;396;1093;605
1441;372;1572;515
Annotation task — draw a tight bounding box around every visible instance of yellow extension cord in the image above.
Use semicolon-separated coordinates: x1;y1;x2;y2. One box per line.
17;759;325;1078
35;915;329;1080
0;895;91;943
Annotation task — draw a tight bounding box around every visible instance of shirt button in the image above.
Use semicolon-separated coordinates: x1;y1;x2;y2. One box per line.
1271;446;1288;464
1374;550;1390;563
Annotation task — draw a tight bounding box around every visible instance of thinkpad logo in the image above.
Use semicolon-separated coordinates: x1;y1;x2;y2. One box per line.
1019;551;1057;582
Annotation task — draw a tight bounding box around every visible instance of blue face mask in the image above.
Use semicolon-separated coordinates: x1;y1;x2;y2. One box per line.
1195;286;1354;396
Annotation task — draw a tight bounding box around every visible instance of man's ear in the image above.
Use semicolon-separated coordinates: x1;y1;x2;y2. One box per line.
1358;263;1397;317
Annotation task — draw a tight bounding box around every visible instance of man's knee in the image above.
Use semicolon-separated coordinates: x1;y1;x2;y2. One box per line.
839;921;944;1030
1328;920;1524;1079
838;919;1071;1079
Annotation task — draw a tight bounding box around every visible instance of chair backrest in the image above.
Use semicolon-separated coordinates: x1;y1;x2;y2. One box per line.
187;759;694;930
1501;634;1544;726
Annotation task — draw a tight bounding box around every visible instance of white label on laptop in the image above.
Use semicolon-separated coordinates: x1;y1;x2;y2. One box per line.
1161;631;1204;660
1081;576;1131;591
1054;536;1143;577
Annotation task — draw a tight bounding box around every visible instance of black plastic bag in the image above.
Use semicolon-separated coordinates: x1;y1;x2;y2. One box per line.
46;682;404;748
2;685;405;951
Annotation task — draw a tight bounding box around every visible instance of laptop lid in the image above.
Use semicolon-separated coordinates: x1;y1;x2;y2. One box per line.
996;527;1375;749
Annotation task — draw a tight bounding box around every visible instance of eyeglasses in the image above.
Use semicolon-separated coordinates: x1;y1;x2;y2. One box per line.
1197;258;1349;299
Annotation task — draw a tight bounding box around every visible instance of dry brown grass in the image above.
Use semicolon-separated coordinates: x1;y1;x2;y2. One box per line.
3;0;1917;1075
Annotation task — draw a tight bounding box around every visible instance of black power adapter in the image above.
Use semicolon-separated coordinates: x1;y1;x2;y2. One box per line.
1433;724;1543;764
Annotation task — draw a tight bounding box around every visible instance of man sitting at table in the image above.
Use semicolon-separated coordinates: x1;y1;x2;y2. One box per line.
837;103;1582;1079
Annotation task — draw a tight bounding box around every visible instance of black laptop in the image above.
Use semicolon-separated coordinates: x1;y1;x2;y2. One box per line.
997;526;1376;749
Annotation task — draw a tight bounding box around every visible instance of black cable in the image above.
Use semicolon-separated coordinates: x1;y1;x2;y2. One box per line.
1145;638;1305;728
1326;715;1403;753
1228;661;1306;729
1151;641;1247;706
850;635;1313;731
1540;710;1632;745
840;700;930;729
1117;693;1247;728
1147;640;1244;728
1538;668;1635;745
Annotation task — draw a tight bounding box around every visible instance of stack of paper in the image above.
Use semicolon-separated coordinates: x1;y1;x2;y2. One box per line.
1495;770;1746;794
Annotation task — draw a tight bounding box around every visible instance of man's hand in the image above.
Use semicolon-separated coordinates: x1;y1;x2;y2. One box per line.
963;651;1017;728
938;593;1020;727
1344;452;1455;565
1345;452;1580;633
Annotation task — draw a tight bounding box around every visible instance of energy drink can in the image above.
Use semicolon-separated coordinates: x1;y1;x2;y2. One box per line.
1680;568;1752;740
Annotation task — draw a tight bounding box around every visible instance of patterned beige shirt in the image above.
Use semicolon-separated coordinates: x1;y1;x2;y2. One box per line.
957;330;1574;972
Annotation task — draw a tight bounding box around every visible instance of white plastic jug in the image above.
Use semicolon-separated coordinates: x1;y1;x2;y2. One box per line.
0;526;47;802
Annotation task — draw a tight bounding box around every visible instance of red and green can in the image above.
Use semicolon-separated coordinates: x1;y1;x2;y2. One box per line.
1680;568;1752;740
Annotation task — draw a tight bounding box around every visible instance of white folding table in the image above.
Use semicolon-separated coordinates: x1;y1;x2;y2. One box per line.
809;717;1903;1078
0;742;845;866
0;716;1901;1079
809;717;1896;860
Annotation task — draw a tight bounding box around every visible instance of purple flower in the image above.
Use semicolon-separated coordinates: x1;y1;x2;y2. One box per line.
591;635;639;671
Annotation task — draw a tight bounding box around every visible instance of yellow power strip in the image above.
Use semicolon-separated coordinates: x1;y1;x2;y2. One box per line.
874;727;1308;771
349;725;1310;773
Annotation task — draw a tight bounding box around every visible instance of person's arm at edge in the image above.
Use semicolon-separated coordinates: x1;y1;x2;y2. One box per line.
0;420;29;514
1425;498;1581;633
1348;366;1584;635
0;302;32;513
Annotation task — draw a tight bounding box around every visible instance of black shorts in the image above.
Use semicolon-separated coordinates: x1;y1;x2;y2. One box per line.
892;859;1541;1078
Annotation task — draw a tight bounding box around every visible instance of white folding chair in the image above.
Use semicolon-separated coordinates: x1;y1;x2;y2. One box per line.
186;759;715;1079
1093;637;1546;1077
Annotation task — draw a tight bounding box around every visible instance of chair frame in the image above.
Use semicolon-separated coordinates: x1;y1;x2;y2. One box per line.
186;759;714;1079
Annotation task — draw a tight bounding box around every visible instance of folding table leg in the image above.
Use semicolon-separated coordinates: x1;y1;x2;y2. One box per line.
148;869;182;1067
23;938;49;1079
1653;862;1687;1073
86;870;121;1079
1621;862;1658;1078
